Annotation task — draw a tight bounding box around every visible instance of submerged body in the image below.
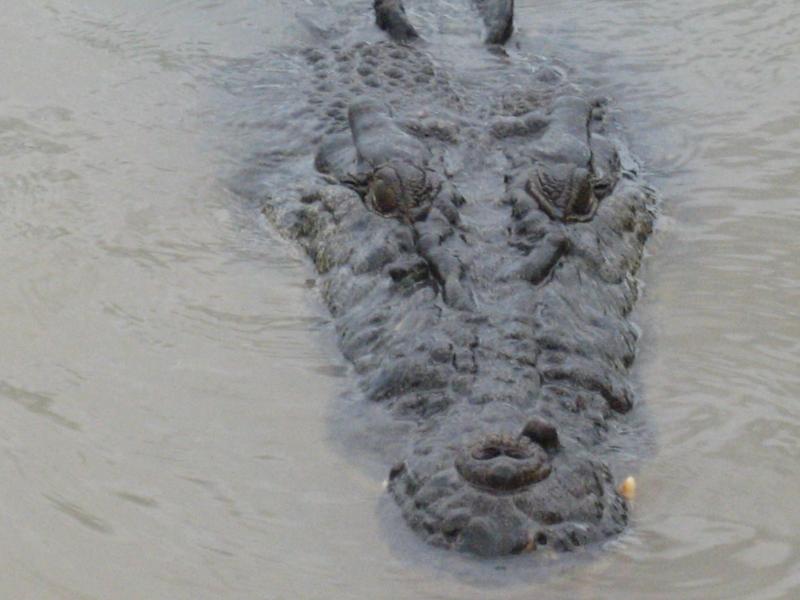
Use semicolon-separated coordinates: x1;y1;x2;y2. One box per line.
250;0;656;556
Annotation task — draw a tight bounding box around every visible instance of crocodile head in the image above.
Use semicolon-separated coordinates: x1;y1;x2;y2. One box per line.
255;0;653;562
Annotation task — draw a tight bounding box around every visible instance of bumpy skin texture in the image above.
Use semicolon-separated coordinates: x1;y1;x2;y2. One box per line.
254;2;656;557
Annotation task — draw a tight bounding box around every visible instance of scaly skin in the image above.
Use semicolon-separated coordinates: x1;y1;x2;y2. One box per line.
246;0;657;557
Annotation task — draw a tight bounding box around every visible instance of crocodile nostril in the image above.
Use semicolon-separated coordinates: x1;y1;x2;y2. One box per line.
470;437;532;462
505;446;531;460
456;435;551;493
472;445;502;461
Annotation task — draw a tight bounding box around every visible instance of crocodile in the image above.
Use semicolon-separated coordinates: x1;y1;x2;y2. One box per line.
240;0;656;557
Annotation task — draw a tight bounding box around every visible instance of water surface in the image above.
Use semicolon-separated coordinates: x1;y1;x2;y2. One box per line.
1;0;798;598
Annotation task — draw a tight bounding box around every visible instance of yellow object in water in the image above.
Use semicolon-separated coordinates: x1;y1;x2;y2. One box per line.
619;476;636;500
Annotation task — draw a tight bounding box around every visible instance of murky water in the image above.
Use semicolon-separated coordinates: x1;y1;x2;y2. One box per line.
1;0;798;598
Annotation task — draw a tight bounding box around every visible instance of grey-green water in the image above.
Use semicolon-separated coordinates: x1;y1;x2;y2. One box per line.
1;1;798;598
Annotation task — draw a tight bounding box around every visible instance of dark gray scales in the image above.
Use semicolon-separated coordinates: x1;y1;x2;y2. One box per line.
251;0;656;557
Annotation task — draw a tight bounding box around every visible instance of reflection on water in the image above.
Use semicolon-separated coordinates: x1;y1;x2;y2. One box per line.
0;0;798;598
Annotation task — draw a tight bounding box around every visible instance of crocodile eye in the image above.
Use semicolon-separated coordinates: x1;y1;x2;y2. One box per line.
370;178;398;213
368;166;403;215
571;171;596;216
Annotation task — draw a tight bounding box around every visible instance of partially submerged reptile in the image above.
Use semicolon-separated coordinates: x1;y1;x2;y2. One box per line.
242;0;656;556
